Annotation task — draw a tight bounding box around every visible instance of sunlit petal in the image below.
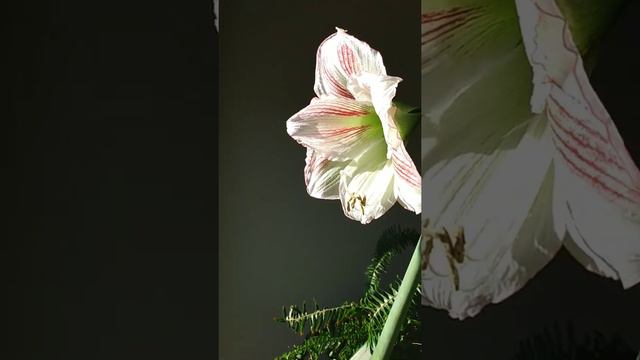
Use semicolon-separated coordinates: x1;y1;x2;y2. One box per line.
339;144;396;224
393;145;421;214
304;149;346;200
314;28;387;99
287;97;382;161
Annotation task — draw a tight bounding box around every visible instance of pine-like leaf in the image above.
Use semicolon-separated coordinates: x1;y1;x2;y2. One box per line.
362;279;420;349
365;226;419;295
276;301;359;336
274;226;422;360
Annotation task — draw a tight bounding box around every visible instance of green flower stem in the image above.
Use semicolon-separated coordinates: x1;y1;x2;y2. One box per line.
371;236;421;360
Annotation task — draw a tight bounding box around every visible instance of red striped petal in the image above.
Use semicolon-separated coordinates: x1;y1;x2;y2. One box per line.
304;149;344;200
392;144;421;213
421;5;492;72
314;28;387;99
286;97;380;161
516;0;640;288
516;0;640;208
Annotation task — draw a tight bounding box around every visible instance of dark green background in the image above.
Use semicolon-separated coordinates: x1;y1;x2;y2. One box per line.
8;0;218;358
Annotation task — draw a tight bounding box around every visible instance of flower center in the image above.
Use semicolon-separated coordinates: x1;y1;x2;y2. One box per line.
393;102;420;141
346;193;367;217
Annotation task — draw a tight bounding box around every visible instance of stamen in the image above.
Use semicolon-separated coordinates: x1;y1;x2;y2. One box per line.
422;220;466;290
346;193;367;217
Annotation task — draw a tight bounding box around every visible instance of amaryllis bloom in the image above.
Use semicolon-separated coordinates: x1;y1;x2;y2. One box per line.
421;0;640;319
287;28;421;224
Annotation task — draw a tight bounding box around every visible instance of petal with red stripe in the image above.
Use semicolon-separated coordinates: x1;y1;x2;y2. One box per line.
516;0;640;288
304;149;345;200
393;145;421;214
314;28;387;99
286;97;382;161
421;0;523;148
421;0;521;84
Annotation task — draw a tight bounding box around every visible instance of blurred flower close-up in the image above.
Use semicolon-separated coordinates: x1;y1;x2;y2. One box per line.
421;0;640;319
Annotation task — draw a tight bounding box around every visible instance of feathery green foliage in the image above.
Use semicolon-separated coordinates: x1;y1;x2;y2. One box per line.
275;227;421;360
366;226;419;296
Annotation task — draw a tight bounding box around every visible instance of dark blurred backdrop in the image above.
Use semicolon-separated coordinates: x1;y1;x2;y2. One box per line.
8;1;218;359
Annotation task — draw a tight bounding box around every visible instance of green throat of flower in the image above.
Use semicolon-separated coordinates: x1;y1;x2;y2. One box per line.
358;102;419;144
394;102;420;141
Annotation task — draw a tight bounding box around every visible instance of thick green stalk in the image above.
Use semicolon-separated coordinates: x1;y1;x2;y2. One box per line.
371;237;421;360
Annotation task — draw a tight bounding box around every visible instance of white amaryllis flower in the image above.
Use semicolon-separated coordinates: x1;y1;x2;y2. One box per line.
287;28;421;224
421;0;640;319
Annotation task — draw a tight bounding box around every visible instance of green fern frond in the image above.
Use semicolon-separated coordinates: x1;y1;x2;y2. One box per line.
276;301;360;336
365;226;419;295
372;226;419;260
276;319;367;360
365;251;393;295
275;226;422;360
364;289;396;347
363;279;421;349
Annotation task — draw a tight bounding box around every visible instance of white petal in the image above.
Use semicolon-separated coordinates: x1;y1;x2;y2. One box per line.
339;143;396;224
314;28;387;99
286;97;382;161
421;41;561;318
516;0;640;288
422;0;522;126
554;162;640;287
421;116;559;319
304;149;345;200
393;144;421;214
